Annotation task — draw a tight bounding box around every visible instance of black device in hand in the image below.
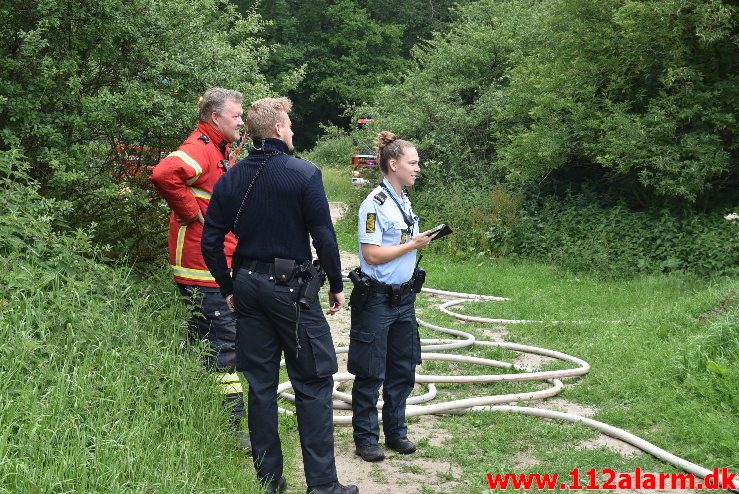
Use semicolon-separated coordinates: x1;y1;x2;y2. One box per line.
427;223;453;241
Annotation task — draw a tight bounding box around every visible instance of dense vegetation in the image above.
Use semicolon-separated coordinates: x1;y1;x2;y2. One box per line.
0;0;286;262
0;150;268;493
310;0;738;277
363;0;737;202
236;0;473;147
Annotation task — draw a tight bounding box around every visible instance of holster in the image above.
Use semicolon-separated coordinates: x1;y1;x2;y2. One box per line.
348;268;371;314
297;260;325;309
412;266;426;293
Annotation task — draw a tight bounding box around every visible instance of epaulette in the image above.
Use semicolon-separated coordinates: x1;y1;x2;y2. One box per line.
373;191;387;205
295;155;319;169
197;134;210;144
303;157;319;169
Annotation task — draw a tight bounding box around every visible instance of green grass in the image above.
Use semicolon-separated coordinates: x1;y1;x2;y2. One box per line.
327;174;737;491
1;264;268;493
410;254;738;493
318;165;365;204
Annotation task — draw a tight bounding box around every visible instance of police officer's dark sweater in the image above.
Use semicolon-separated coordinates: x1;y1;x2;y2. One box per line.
201;138;343;298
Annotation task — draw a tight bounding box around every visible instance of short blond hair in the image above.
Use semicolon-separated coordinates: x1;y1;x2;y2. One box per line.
198;88;243;122
246;97;293;139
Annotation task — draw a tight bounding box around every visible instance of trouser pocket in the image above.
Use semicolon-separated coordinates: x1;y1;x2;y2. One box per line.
302;322;338;379
347;330;377;378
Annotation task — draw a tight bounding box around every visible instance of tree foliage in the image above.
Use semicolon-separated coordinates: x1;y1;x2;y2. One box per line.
236;0;473;147
366;0;738;204
0;0;280;260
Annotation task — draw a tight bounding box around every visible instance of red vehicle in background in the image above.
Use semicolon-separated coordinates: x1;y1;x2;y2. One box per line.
114;142;169;180
112;142;171;200
351;115;379;186
350;152;378;186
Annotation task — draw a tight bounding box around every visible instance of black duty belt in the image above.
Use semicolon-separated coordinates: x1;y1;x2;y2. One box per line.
243;259;275;274
236;257;310;284
368;276;415;296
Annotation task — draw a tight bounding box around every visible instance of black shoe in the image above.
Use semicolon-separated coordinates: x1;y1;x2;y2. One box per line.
355;443;385;462
265;476;287;494
306;480;358;494
386;437;416;454
236;430;252;454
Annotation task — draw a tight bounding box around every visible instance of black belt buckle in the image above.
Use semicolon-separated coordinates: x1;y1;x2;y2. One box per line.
389;284;402;307
274;258;295;284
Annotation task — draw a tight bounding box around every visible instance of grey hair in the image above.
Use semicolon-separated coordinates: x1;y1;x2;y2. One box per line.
198;88;243;122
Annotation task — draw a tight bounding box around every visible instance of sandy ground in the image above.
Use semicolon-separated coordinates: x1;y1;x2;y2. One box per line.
288;203;703;494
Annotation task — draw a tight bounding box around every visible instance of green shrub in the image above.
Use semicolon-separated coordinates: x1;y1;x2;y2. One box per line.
406;179;738;278
1;0;283;264
304;125;356;168
492;193;738;278
0;149;262;493
363;0;737;205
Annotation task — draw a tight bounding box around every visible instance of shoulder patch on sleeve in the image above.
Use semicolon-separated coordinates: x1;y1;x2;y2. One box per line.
373;191;387;205
297;156;319;169
366;213;377;233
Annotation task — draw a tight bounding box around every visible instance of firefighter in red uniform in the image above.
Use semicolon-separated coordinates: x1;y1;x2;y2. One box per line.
151;87;248;449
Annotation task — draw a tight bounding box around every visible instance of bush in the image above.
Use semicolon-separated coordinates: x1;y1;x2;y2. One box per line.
359;0;737;204
489;193;738;278
0;0;283;263
304;125;356;168
0;149;262;492
406;179;739;278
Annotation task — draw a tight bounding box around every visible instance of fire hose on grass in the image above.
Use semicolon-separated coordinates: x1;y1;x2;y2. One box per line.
275;284;736;491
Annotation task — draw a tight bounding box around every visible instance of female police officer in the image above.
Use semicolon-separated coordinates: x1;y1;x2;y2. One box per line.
348;131;437;462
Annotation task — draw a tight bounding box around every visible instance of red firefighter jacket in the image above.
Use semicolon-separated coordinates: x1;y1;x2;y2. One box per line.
151;122;237;287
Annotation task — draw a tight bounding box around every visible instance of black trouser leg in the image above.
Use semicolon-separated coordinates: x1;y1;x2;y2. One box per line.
348;293;391;446
178;284;245;425
351;375;384;446
382;301;418;443
272;289;339;487
349;292;420;445
235;295;283;484
234;269;339;487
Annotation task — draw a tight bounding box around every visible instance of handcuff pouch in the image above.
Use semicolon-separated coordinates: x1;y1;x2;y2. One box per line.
389;284;402;307
274;258;295;285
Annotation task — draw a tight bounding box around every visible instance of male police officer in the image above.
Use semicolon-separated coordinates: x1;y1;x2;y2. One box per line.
201;97;358;494
150;88;247;449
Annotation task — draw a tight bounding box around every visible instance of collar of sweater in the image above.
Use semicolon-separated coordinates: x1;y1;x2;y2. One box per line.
251;138;290;156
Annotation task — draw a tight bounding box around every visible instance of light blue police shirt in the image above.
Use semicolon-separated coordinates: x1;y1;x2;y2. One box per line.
358;177;420;284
